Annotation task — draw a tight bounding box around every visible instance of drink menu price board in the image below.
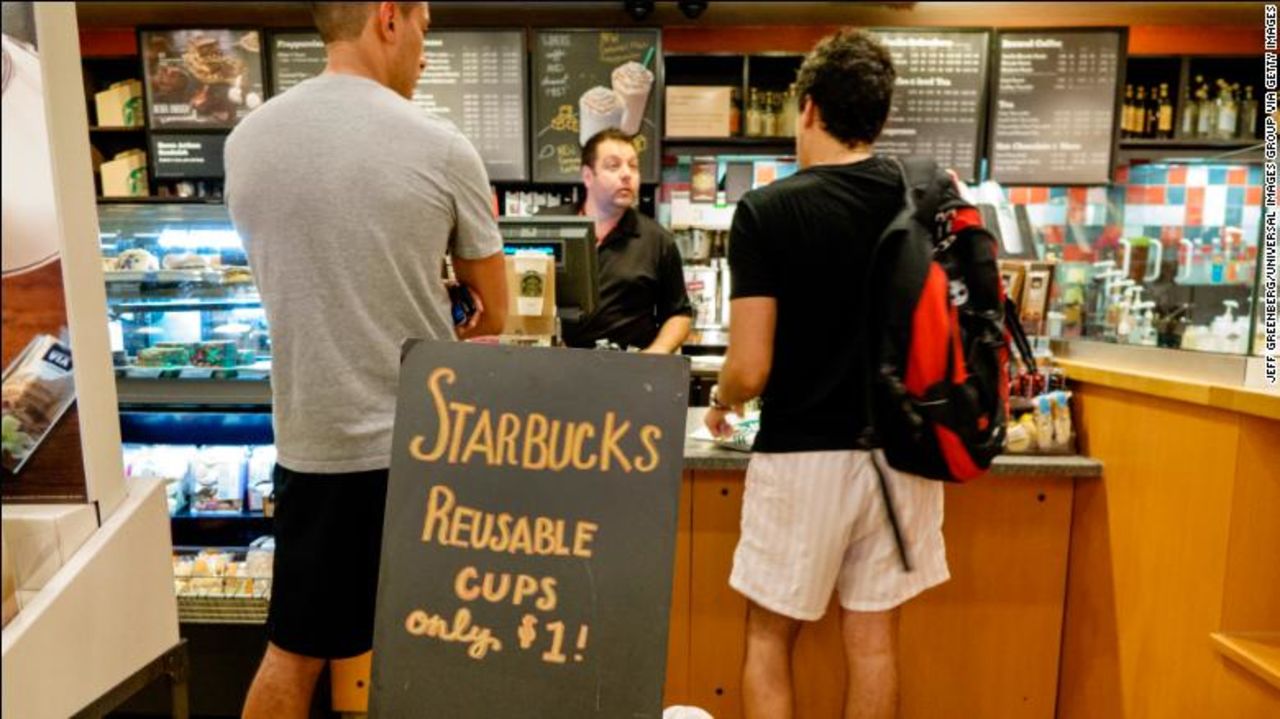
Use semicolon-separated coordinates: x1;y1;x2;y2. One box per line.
532;30;661;183
870;30;989;183
990;30;1124;184
268;33;326;95
413;30;528;181
268;30;528;181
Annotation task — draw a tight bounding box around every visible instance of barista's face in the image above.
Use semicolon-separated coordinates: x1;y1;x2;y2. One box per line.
583;140;640;213
380;1;428;99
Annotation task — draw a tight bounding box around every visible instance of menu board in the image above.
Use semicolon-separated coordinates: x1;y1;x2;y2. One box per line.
989;30;1124;184
413;30;528;182
141;29;266;129
370;340;687;718
268;32;326;95
268;30;528;181
870;29;989;183
532;30;661;183
150;134;227;178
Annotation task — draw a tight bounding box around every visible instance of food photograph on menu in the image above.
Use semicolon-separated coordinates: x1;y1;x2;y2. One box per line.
141;29;265;129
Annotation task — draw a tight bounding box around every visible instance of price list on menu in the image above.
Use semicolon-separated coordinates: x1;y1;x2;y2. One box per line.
870;30;989;182
414;30;528;181
990;30;1124;184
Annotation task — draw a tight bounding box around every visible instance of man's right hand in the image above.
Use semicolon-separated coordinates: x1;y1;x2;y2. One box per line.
452;252;508;339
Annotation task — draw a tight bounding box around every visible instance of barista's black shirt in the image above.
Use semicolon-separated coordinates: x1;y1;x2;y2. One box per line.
728;155;902;453
551;207;693;349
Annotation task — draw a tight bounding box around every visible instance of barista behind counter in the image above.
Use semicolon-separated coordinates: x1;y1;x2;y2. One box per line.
540;129;692;353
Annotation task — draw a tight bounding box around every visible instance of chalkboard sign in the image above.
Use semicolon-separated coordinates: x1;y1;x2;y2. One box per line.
149;133;226;178
267;29;529;181
870;29;990;183
141;29;266;129
268;32;326;95
370;341;688;718
989;29;1125;184
532;30;662;183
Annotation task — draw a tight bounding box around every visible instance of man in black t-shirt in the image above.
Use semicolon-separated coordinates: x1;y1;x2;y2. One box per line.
548;128;692;351
705;30;950;719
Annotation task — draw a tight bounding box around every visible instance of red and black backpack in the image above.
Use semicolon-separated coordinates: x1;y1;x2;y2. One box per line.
860;158;1019;569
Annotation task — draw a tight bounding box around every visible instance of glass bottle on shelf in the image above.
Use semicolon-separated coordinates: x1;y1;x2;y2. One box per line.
1215;80;1238;140
1157;83;1174;139
746;88;763;137
1122;84;1135;138
1141;86;1152;137
762;91;779;137
1146;86;1161;138
1178;79;1198;139
780;83;798;137
1239;85;1259;139
1196;79;1217;139
729;87;742;137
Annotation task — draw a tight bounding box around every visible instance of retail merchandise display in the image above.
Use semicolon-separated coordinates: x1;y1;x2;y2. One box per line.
1125;76;1257;141
1;336;76;474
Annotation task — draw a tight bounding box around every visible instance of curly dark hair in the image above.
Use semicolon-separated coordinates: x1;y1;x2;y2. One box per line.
794;29;896;147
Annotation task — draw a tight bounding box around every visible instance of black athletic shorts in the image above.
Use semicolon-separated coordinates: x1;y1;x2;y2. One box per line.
266;464;389;659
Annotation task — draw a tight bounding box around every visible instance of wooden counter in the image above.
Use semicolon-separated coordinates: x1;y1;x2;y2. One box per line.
665;410;1101;718
1054;367;1280;718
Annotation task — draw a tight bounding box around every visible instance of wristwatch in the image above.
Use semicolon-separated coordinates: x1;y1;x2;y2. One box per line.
709;385;731;411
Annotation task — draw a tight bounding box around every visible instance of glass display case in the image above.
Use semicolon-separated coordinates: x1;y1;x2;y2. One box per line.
993;161;1263;356
99;203;270;381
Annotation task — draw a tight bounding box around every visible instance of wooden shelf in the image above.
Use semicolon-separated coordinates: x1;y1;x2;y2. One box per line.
90;125;146;133
1210;632;1280;691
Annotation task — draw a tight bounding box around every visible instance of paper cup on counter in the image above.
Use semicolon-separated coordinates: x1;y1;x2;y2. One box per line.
579;86;623;146
611;61;654;136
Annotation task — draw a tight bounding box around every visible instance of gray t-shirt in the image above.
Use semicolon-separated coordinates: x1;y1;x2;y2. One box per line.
225;73;501;473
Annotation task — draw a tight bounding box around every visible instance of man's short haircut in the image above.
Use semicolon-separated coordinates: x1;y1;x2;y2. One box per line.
581;128;637;169
309;2;417;44
794;29;896;147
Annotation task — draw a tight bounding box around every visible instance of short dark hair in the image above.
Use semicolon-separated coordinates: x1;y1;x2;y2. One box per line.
581;128;636;169
309;2;417;44
794;29;896;147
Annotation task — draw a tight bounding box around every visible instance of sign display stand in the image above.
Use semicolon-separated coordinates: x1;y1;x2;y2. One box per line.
370;341;689;718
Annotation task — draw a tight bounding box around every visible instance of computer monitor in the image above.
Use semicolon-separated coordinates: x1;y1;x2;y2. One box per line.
498;216;600;322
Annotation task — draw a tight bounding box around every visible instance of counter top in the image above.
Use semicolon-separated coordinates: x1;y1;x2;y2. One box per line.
682;408;1103;477
1055;358;1280;422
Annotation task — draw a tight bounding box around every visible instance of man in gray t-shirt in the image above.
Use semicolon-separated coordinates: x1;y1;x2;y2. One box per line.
226;3;507;716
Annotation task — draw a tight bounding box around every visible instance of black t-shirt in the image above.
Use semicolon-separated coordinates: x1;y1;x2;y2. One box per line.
560;208;693;349
728;155;903;453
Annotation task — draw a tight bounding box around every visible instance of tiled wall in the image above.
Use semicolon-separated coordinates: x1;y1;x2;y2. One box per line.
1003;162;1264;261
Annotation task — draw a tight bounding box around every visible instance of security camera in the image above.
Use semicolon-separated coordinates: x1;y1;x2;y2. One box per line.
678;0;708;18
624;0;655;20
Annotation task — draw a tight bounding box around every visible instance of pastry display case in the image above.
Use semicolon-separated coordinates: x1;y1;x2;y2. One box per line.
99;203;270;382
